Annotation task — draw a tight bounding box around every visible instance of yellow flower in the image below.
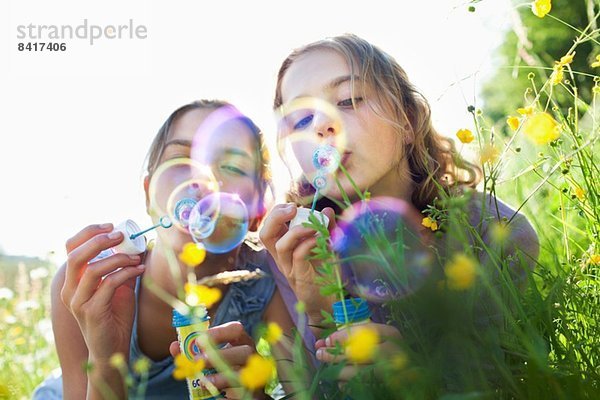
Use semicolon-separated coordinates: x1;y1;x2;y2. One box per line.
264;322;283;344
558;52;575;66
391;352;409;371
109;353;126;369
179;242;207;267
133;357;151;374
522;112;560;145
173;353;205;380
184;284;222;308
591;55;600;68
517;106;534;116
421;217;439;231
490;222;510;243
532;0;551;18
239;354;275;391
574;186;585;201
479;144;500;165
551;65;564;86
444;253;477;290
456;128;474;144
345;326;380;363
506;116;520;131
590;254;600;265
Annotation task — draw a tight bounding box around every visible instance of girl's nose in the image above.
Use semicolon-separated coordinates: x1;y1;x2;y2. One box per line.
313;112;340;140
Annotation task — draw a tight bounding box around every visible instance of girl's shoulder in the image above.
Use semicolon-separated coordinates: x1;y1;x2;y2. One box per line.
463;190;539;261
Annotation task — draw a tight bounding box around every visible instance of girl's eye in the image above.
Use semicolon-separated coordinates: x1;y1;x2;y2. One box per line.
220;165;247;176
337;97;363;107
293;114;314;130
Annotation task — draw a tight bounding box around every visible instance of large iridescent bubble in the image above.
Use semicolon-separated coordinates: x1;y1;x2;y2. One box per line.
148;158;219;234
191;105;268;222
332;197;433;302
188;192;249;254
276;97;348;203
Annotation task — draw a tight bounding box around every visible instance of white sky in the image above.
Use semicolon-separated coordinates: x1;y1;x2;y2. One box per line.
0;0;511;260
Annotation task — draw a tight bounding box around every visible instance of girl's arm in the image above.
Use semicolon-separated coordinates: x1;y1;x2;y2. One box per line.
262;287;299;397
54;223;145;400
51;263;89;399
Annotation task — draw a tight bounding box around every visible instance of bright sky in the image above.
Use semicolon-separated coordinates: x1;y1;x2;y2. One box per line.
0;0;511;261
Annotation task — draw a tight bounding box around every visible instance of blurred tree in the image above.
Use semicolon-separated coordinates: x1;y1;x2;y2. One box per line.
481;0;598;124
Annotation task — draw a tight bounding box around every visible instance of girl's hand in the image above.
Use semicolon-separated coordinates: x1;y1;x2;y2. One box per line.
314;322;402;381
169;321;269;398
61;223;145;365
259;204;337;325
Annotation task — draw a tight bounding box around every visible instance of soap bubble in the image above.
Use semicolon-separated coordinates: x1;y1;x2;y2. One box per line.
188;192;249;254
332;197;433;302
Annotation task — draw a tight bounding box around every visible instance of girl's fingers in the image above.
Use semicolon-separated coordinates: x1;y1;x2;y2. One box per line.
259;204;297;255
325;323;401;347
290;236;318;281
205;372;237;391
64;231;125;290
205;321;254;347
90;265;145;307
65;223;114;253
203;345;254;369
169;341;180;357
322;207;337;230
69;254;141;310
274;226;318;276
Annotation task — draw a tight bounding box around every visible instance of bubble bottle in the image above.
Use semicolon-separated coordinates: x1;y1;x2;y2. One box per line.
89;217;172;262
332;297;371;329
172;308;224;400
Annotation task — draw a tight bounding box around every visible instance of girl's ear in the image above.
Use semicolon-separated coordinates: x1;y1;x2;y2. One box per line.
143;175;151;214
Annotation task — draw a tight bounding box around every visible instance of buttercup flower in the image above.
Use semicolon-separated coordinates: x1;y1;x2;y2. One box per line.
574;186;585;201
522;112;560;145
551;65;564;86
184;284;222;308
558;53;575;66
445;253;477;290
179;242;206;267
109;353;126;369
507;116;520;131
517;106;534;116
456;128;474;144
490;222;510;243
590;254;600;265
345;326;380;363
479;144;500;165
239;354;275;391
591;55;600;68
532;0;551;18
264;322;283;344
133;357;151;374
421;217;439;231
173;353;205;380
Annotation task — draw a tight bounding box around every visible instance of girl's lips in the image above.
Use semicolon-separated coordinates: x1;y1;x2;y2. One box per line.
340;151;352;168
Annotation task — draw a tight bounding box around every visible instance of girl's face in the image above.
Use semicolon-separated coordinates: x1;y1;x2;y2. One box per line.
280;48;413;202
146;108;261;247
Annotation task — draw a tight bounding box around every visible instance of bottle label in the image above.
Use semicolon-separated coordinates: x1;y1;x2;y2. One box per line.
176;320;222;400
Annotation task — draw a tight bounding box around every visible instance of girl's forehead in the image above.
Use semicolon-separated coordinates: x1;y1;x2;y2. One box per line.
281;49;353;103
167;110;259;159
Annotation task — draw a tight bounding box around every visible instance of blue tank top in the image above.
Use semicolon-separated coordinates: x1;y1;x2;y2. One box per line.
128;245;276;399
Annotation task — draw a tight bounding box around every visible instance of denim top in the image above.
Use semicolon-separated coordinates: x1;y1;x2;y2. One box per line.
128;244;276;399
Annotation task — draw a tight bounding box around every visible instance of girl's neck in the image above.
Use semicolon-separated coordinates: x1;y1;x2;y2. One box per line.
143;241;241;297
